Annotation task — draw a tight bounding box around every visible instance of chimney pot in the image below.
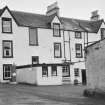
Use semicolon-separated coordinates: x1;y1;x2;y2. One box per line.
46;2;59;16
91;10;100;21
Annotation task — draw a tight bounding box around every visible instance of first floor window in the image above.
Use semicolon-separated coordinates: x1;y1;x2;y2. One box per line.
54;43;62;58
62;66;70;77
75;44;83;58
3;64;12;80
42;64;48;77
3;40;13;58
2;17;12;33
74;68;79;77
29;28;38;46
51;65;57;76
32;56;39;64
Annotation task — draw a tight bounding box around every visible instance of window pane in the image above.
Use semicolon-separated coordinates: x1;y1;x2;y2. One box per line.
52;65;57;76
75;44;82;58
3;41;12;57
42;65;48;77
3;64;11;79
2;18;12;33
29;28;38;45
53;23;60;36
75;32;81;38
74;68;79;77
32;56;39;64
54;43;61;57
101;28;105;39
62;66;70;77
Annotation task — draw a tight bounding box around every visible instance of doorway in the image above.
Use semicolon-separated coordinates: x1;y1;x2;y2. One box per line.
81;69;87;85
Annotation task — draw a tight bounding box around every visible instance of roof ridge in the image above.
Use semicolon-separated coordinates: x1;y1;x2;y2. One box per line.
61;16;91;22
11;10;47;17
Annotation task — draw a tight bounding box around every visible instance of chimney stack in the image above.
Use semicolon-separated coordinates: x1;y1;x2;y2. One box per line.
91;10;100;21
46;2;59;16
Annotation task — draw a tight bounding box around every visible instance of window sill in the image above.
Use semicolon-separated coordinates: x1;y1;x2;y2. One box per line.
42;75;48;77
3;77;11;80
53;35;61;37
54;56;62;58
2;32;13;34
63;76;70;77
29;44;39;46
3;56;13;58
76;56;83;58
75;37;82;39
51;75;57;76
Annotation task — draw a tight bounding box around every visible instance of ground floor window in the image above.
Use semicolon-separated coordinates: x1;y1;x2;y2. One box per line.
3;64;12;80
74;68;79;77
62;65;70;77
42;64;48;77
51;65;57;76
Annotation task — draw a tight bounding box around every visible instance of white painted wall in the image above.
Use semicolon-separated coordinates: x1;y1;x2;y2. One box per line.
16;67;37;84
70;62;85;84
0;9;64;82
64;30;85;83
36;66;62;85
16;66;62;85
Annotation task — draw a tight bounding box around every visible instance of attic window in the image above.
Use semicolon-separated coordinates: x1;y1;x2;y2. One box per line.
2;18;12;33
53;23;60;37
75;32;82;39
101;28;105;40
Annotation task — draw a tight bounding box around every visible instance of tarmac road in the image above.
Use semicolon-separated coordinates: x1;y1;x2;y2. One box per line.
0;84;104;105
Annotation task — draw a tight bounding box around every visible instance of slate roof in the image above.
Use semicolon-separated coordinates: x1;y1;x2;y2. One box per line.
0;7;104;33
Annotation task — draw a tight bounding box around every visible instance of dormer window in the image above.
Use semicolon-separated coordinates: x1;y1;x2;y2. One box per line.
101;28;105;39
75;32;82;39
2;18;12;33
53;23;60;37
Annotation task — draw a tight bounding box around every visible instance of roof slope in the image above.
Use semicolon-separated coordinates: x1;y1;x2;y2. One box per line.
0;7;104;33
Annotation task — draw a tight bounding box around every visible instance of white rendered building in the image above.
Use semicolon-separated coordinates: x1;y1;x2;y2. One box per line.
0;2;105;85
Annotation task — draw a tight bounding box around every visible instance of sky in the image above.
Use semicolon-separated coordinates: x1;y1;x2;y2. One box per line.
0;0;105;20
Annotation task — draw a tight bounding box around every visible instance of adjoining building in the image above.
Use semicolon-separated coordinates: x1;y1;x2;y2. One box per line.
0;2;105;85
86;38;105;90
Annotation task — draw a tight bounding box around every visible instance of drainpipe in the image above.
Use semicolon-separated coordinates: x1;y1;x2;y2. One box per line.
68;31;71;62
63;29;66;61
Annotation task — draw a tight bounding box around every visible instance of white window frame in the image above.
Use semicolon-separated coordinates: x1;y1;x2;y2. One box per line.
75;43;83;58
101;28;105;39
3;40;13;58
51;65;57;76
75;31;82;39
54;43;62;58
3;64;12;80
53;23;60;37
62;66;70;77
74;68;79;77
2;17;12;33
29;28;38;46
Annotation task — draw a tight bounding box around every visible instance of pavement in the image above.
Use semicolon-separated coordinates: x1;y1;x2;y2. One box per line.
0;83;104;105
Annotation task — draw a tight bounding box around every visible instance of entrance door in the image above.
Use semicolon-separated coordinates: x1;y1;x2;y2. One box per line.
81;69;87;85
